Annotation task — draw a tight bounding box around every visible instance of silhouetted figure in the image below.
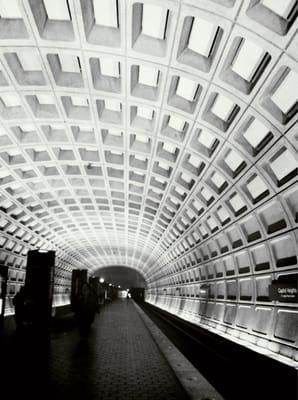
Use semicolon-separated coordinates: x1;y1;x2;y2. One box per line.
98;287;105;308
126;292;131;304
75;283;98;338
13;286;33;331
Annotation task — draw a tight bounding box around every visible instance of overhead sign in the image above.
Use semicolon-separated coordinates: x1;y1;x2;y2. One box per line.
269;283;297;302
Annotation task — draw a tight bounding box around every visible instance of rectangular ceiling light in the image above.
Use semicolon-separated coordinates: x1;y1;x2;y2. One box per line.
100;59;120;78
72;96;88;107
207;217;217;230
18;51;42;71
137;106;153;119
43;0;71;21
6;149;21;157
0;0;22;18
94;0;118;28
211;94;235;121
59;54;81;73
199;225;208;236
243;119;270;148
229;193;245;212
36;94;54;104
211;172;225;187
271;70;298;114
175;186;185;196
21;123;35;132
80;125;94;133
224;150;243;171
201;187;212;201
231;39;266;82
261;0;296;18
105;99;121;111
135;154;147;162
217;206;229;222
110;150;123;156
270;149;296;181
188;18;219;57
158;161;170;171
109;128;122;137
186;209;196;219
246;175;267;198
150;188;162;196
163;142;176;154
192;229;200;239
188;155;201;168
198;129;215;148
136;133;149;143
142;4;168;40
181;172;192;183
1;94;21;107
176;76;198;101
138;65;159;87
168;115;185;131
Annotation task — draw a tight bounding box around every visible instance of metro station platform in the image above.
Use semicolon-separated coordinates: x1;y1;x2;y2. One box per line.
0;300;221;400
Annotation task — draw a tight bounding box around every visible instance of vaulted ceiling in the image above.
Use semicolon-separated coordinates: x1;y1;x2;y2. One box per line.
0;0;297;285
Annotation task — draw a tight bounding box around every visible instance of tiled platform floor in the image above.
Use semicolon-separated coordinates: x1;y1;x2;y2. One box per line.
1;300;189;400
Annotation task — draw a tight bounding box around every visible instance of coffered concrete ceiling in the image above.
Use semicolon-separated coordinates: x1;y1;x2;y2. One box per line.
0;0;297;286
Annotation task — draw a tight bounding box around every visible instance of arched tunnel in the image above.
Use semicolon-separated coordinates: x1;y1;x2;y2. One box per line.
94;265;146;288
0;0;297;399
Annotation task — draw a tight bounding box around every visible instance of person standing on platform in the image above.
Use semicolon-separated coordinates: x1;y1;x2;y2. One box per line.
13;286;34;332
75;282;98;338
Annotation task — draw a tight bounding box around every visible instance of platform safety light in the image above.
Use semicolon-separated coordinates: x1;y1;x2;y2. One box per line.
99;278;105;283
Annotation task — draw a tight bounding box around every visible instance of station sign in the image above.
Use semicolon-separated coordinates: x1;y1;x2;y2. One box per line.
269;283;297;302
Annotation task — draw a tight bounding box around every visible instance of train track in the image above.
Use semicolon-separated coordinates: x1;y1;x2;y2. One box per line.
140;301;297;400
